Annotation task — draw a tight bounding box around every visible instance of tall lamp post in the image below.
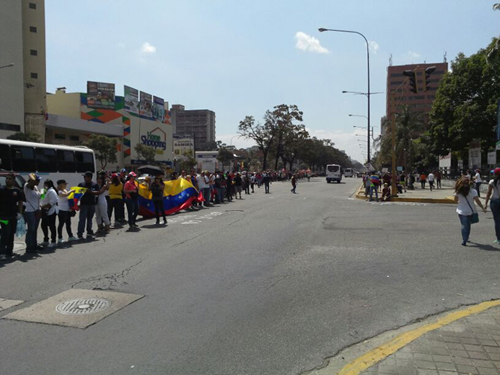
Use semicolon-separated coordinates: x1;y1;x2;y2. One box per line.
319;28;371;163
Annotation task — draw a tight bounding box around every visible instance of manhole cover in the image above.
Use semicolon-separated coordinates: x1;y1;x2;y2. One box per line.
55;298;111;315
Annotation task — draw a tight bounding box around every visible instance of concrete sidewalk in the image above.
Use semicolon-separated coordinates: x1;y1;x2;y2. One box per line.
360;303;500;375
355;185;458;204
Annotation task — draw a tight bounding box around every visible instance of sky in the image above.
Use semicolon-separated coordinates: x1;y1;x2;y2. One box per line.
45;0;500;162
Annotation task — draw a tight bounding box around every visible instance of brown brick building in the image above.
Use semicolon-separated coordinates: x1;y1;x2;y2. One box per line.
382;62;448;135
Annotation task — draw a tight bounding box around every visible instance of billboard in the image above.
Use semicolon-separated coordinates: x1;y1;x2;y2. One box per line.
124;85;139;114
87;81;115;110
173;134;195;159
153;96;165;122
140;91;153;118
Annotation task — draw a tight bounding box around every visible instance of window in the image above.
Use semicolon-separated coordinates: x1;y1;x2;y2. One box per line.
54;134;66;140
35;148;57;172
31;72;38;79
29;26;37;33
29;2;36;9
11;146;36;172
69;135;80;142
0;123;21;132
0;144;12;170
327;165;340;173
75;151;95;173
56;150;75;172
30;49;37;56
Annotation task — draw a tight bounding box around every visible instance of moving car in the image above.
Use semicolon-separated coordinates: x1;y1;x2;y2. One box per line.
344;168;354;178
326;164;342;183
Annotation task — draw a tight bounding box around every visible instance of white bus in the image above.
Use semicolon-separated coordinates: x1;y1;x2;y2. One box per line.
344;168;354;178
326;164;342;183
0;139;97;188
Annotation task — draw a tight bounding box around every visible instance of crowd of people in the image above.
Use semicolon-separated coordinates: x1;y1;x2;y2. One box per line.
0;168;306;260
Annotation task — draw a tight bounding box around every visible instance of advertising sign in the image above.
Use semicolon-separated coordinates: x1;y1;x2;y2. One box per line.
488;151;497;165
439;153;452;169
140;126;167;155
124;85;139;114
87;81;115;110
152;96;165;122
140;91;153;118
173;135;195;159
196;151;218;173
469;140;481;169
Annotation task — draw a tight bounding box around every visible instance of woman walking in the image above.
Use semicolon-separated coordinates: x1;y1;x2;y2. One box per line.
150;176;167;225
484;168;500;243
454;177;486;246
40;179;58;248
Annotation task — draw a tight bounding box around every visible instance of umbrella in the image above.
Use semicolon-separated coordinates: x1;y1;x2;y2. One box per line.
137;165;164;176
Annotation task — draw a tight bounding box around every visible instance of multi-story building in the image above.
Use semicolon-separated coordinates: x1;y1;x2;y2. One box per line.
384;62;448;134
0;0;46;140
170;105;216;151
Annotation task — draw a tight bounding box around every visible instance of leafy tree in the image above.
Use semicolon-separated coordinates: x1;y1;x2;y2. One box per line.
238;115;279;170
217;147;234;170
7;132;40;142
134;143;156;164
428;38;500;161
85;134;117;170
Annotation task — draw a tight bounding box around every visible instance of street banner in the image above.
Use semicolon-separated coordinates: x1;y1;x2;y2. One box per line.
365;163;375;172
152;96;165;122
488;151;497;165
87;81;115;110
124;85;139;114
140;91;153;118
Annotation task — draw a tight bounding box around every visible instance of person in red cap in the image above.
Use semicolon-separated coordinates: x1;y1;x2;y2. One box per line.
484;168;500;243
124;172;139;229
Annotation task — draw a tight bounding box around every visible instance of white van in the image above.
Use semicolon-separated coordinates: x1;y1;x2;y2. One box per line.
326;164;342;183
344;168;354;178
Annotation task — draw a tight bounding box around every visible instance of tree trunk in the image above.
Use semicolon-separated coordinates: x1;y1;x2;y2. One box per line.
262;148;268;170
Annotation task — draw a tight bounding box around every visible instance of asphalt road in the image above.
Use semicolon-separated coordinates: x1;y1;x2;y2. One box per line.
2;177;500;375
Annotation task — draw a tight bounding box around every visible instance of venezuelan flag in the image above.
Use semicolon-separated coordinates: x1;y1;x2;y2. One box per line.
67;187;87;211
137;178;198;218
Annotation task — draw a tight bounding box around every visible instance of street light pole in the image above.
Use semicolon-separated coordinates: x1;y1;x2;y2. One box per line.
319;28;371;163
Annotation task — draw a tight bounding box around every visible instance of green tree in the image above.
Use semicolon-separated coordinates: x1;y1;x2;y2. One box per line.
428;38;500;161
85;134;117;170
216;147;234;170
238;115;278;170
134;143;156;164
7;132;40;142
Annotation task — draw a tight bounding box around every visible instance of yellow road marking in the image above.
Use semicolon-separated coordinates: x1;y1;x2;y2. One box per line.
338;300;500;375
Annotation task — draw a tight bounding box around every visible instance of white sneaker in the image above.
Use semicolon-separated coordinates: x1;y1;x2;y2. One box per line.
40;241;49;247
47;243;56;248
68;236;78;242
58;239;65;244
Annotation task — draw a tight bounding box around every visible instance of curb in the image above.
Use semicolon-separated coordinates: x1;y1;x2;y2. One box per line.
354;186;454;204
303;300;500;375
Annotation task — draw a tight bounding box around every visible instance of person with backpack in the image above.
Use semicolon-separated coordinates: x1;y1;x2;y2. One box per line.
484;168;500;244
369;173;380;202
454;177;486;246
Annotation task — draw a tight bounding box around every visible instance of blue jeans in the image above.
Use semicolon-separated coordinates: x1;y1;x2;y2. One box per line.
215;187;223;203
203;188;211;204
24;211;40;251
458;214;472;243
369;186;379;201
490;199;500;241
78;205;96;237
125;198;139;226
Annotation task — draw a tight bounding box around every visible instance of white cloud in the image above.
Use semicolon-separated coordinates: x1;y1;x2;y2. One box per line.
407;50;421;59
217;134;255;149
369;40;379;54
141;42;157;54
295;32;330;54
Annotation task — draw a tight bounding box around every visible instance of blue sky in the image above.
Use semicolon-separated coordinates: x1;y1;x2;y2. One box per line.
45;0;499;162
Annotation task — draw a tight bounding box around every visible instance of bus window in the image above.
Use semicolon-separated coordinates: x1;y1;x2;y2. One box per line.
0;144;11;170
75;151;95;173
56;150;76;172
35;148;57;172
11;146;36;172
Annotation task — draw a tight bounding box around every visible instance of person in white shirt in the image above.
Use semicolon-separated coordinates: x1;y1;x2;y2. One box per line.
40;179;59;248
23;173;41;253
454;177;486;246
57;180;78;244
474;169;482;197
428;172;435;191
95;174;111;234
484;168;500;243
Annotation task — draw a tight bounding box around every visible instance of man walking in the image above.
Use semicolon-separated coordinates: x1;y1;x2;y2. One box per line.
291;174;297;194
77;171;100;240
263;171;271;194
0;173;24;260
428;172;435;192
